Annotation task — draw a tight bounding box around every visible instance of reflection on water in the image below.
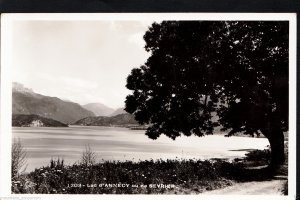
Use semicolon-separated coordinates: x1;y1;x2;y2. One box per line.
13;126;269;172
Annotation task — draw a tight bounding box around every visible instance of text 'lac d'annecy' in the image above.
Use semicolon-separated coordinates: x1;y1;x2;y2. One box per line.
68;183;176;189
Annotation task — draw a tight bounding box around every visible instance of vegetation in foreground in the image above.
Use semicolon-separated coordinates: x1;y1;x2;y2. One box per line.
12;148;287;194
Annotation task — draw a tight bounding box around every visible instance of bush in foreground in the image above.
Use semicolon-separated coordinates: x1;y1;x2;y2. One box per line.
12;147;288;194
12;159;248;194
12;139;27;179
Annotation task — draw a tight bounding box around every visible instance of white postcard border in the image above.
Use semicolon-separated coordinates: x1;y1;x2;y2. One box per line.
0;13;297;200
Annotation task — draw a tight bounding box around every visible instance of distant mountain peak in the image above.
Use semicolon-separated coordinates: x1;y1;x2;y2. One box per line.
13;82;34;94
12;83;95;124
83;103;115;116
110;107;127;116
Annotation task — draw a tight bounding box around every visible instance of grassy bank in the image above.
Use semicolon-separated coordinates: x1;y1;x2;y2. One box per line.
13;159;240;194
12;152;282;194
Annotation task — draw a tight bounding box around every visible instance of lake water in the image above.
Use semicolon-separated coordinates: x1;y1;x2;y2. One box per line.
13;126;269;172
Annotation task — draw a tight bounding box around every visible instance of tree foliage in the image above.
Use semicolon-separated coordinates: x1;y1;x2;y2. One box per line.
125;21;288;165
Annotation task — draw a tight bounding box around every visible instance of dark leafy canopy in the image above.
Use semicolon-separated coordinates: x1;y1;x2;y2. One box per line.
125;21;288;142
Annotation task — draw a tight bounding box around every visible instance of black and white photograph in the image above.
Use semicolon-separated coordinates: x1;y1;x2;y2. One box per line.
0;13;296;198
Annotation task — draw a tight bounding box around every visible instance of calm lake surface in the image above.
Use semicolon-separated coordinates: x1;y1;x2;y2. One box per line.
13;126;269;172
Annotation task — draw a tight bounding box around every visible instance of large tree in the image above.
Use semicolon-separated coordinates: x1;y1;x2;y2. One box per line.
125;21;288;167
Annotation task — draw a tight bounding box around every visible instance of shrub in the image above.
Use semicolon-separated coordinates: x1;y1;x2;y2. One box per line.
12;139;27;179
29;158;69;194
245;149;271;162
12;174;36;194
11;139;36;194
50;157;64;169
80;145;97;166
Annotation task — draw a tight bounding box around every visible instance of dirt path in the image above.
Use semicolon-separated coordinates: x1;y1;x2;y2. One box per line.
204;180;286;195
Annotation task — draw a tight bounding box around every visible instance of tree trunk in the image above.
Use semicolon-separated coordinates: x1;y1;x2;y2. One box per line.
267;128;285;168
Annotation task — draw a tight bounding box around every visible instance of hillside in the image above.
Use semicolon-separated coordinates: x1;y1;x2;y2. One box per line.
73;113;138;126
83;103;114;116
110;107;127;116
12;83;95;124
12;114;68;127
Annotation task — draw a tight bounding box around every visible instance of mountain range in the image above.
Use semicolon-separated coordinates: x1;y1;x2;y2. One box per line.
13;83;95;124
12;82;131;125
12;114;68;127
73;113;138;126
83;103;114;116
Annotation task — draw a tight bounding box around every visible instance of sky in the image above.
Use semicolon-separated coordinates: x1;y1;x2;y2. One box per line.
12;20;153;109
